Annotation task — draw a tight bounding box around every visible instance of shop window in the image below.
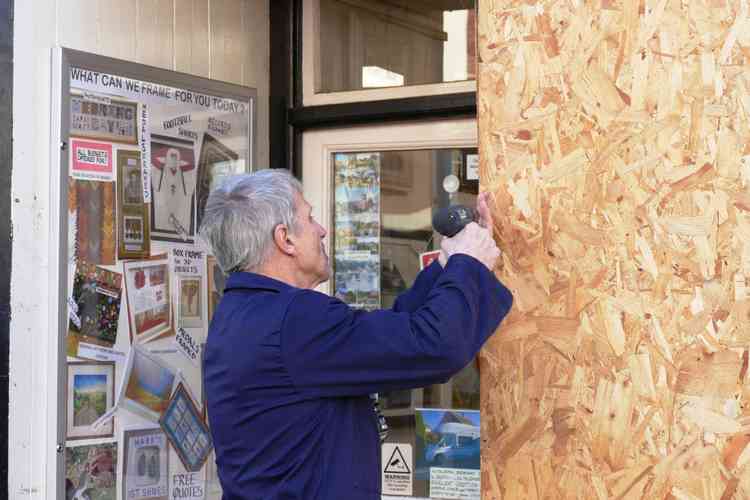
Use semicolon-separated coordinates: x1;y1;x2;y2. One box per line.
332;147;482;498
59;49;256;499
303;0;477;105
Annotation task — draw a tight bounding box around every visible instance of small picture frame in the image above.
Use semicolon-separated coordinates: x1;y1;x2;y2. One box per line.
159;383;213;472
66;361;115;440
178;275;203;328
123;256;173;343
117;149;151;259
70;94;138;144
121;427;169;500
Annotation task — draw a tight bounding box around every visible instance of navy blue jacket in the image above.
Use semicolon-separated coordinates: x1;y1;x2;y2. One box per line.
204;254;513;499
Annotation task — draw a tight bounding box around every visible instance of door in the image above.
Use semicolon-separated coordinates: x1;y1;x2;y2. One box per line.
302;118;483;499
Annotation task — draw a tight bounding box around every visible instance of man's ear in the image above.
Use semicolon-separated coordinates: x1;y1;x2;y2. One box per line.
272;224;295;256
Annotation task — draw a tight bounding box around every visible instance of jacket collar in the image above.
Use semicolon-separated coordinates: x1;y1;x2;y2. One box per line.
224;271;297;294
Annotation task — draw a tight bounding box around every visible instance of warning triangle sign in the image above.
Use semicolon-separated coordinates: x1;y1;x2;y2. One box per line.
384;446;411;474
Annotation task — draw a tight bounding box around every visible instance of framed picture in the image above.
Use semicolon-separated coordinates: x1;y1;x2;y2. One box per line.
159;383;213;472
196;133;239;230
123;256;173;343
69;178;117;266
65;442;118;500
206;256;226;322
122;427;169;500
150;134;197;243
117;149;151;259
66;362;115;440
70;93;138;144
178;275;203;328
67;262;122;358
119;345;177;421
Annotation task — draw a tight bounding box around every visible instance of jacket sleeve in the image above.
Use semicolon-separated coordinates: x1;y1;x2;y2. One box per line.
280;254;513;397
391;259;443;313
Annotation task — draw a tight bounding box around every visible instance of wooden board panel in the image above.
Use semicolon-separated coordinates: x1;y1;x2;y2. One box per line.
478;1;750;498
58;0;99;54
136;0;174;69
210;0;245;85
174;0;210;78
98;0;137;60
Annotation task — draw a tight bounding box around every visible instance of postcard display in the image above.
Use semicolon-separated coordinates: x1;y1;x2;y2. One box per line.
63;63;253;500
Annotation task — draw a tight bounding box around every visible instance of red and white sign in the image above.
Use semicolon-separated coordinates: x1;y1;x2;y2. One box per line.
420;250;442;270
71;139;114;181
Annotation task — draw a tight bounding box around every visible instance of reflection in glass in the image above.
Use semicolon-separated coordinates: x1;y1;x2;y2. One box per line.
319;0;476;93
331;147;480;498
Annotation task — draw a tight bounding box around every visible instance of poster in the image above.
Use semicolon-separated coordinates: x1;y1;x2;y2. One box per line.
333;153;381;310
122;427;169;500
415;409;481;500
71;139;114;182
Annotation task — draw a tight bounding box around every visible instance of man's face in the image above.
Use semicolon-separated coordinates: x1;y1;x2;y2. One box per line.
289;193;330;288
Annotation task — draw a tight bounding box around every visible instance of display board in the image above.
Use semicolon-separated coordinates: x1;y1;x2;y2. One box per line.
58;49;255;500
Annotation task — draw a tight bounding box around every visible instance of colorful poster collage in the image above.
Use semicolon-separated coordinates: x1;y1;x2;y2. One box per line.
64;66;252;500
333;153;381;310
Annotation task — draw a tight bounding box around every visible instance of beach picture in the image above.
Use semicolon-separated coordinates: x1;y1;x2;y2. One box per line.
66;362;114;440
122;346;176;421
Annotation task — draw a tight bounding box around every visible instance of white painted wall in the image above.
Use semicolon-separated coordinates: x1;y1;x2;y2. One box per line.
10;1;269;497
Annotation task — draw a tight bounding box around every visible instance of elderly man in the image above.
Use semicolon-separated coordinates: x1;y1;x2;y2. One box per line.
200;170;512;500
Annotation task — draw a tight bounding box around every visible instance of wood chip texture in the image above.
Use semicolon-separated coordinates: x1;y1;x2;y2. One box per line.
478;1;750;498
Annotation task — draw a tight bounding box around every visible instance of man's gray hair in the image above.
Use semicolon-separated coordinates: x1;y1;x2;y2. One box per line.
199;170;303;273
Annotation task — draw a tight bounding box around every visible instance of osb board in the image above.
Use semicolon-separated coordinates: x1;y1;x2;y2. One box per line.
478;1;750;498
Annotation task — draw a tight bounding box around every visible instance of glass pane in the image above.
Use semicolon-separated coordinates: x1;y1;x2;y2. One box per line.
319;0;476;93
332;147;480;498
65;64;252;499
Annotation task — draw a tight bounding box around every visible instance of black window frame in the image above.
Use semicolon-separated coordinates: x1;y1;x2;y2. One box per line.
269;0;477;179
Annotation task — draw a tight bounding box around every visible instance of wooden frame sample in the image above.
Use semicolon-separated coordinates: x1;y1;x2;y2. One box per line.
117;149;151;259
70;93;138;144
66;361;115;440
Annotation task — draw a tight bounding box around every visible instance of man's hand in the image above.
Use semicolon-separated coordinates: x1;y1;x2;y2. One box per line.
440;222;501;270
476;192;494;231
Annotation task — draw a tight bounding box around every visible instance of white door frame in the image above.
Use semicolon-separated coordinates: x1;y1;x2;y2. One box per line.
301;117;477;296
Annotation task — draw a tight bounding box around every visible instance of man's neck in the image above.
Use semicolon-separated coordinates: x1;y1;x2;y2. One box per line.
252;259;315;290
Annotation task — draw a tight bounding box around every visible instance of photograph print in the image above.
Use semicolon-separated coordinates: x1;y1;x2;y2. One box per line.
150;135;197;242
66;362;115;440
65;442;117;500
